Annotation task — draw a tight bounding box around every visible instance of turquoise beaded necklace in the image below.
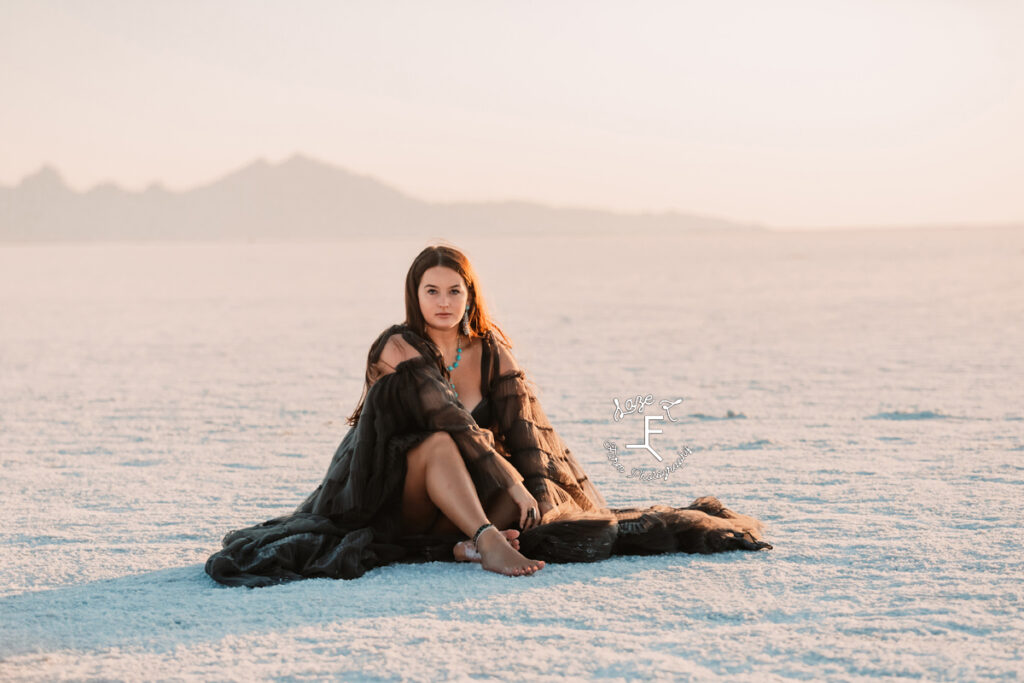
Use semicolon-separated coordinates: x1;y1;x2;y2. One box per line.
444;333;462;397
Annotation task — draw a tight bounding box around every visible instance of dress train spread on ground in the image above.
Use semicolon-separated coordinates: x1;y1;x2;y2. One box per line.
205;324;772;587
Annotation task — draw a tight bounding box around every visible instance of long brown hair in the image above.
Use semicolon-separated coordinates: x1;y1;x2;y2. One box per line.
346;242;512;427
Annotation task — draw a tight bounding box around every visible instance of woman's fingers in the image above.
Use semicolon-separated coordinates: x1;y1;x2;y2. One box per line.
521;505;535;531
508;484;544;531
521;506;539;531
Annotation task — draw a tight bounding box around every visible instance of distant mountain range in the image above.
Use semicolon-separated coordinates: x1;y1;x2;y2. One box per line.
0;153;765;241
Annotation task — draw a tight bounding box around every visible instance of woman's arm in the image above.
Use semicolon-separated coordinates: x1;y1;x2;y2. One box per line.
490;342;558;514
490;339;608;516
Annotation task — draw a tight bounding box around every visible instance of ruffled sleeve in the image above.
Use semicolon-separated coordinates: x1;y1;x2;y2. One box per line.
366;327;524;506
486;335;608;516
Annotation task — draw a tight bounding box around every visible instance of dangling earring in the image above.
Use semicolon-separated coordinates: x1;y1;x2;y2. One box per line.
461;304;471;336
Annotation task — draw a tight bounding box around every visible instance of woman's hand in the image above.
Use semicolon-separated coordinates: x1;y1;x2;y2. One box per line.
507;482;542;531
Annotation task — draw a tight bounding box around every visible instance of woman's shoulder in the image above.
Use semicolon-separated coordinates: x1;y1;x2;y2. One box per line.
368;323;419;361
369;322;407;351
482;328;521;377
371;322;455;372
481;327;506;350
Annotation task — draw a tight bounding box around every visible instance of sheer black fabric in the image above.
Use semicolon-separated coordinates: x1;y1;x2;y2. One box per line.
205;323;772;587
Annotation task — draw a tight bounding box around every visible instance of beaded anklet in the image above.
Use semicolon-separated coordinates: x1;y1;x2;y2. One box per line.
472;522;494;546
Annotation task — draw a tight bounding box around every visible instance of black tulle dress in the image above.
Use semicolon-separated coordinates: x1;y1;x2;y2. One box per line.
205;323;772;587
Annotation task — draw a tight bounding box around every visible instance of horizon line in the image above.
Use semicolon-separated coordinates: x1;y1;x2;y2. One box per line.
6;154;1022;233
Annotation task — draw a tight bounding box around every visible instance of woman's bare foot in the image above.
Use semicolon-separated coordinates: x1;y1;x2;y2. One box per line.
474;526;545;576
453;529;520;562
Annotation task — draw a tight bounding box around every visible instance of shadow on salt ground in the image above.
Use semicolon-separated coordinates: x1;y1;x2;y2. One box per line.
0;551;751;659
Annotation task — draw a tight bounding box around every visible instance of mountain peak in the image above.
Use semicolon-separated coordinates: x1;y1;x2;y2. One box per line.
281;152;311;165
19;165;69;191
277;152;334;172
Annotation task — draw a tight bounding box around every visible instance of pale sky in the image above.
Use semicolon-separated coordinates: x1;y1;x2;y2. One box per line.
2;0;1021;229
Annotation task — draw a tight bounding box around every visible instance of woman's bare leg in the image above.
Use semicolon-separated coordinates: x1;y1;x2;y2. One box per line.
451;488;523;561
431;487;519;534
451;488;522;561
483;488;521;531
422;462;523;560
401;432;543;576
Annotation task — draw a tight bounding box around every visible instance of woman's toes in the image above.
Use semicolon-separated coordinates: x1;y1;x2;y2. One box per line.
476;529;545;577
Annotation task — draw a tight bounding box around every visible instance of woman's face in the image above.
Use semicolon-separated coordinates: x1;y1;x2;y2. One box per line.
418;266;469;332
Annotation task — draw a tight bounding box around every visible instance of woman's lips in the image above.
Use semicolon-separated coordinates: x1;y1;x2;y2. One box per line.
437;313;452;318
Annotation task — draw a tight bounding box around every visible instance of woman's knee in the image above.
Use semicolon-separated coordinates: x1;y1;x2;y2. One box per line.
409;431;458;462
